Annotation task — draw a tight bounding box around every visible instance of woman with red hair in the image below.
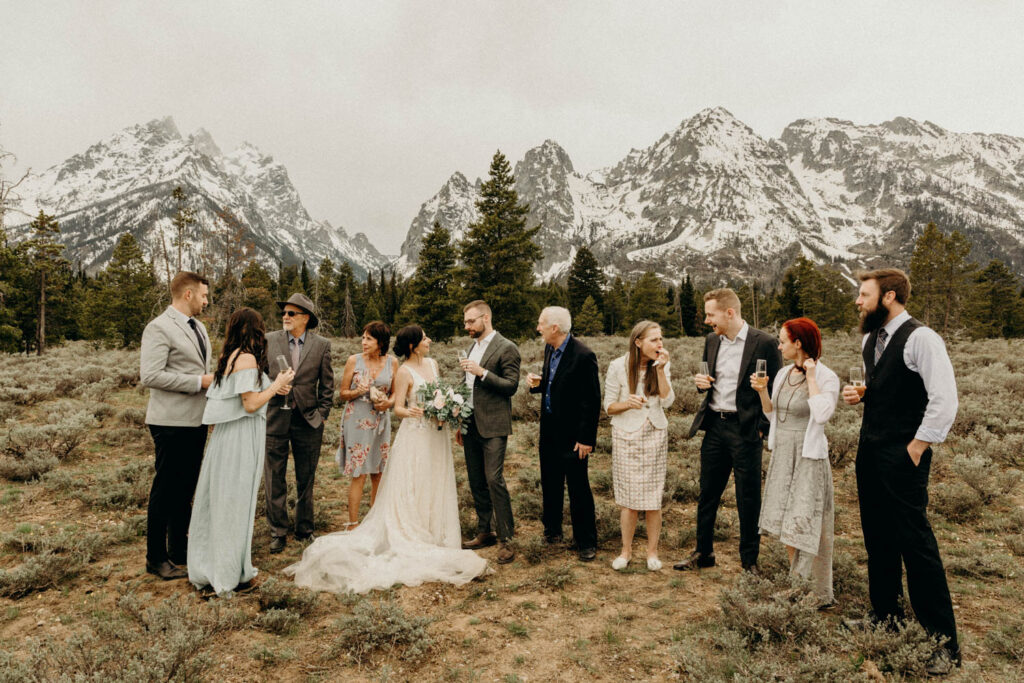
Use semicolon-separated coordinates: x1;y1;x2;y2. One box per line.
750;317;839;606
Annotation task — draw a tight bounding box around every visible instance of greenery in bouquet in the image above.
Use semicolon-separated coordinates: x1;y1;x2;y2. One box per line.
416;379;473;433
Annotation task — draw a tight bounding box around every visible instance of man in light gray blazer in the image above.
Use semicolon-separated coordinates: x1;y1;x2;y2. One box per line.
139;272;212;580
264;293;335;553
458;300;520;564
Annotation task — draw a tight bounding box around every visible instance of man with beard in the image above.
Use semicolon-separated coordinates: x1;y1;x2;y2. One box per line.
842;269;960;676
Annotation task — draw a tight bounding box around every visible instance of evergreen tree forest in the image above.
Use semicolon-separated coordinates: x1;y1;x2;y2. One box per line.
2;167;1023;355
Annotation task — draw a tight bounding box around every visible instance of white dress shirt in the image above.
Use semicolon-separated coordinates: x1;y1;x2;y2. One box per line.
466;329;496;405
710;322;749;412
603;355;676;431
765;362;840;460
860;310;959;444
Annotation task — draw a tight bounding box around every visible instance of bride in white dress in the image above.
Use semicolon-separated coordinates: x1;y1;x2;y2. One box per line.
285;325;489;593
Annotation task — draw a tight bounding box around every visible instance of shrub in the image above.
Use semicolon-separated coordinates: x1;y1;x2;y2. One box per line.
255;608;302;635
589;468;613;496
931;481;983;523
538;565;574;591
76;460;152;510
594;499;620;544
1006;535;1024;557
951;454;1022;504
718;572;820;645
985;614;1024;663
0;532;104;599
663;464;700;504
513;490;543;521
512;536;548;565
257;576;318;616
118;406;147;427
331;600;433;666
945;546;1018;579
845;619;937;678
0;449;59;481
0;410;96;461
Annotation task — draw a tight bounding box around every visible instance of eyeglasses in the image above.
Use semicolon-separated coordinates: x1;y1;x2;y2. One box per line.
463;314;484;325
283;310;307;317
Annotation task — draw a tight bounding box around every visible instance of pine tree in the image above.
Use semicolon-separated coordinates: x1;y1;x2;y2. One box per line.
909;224;975;334
460;150;543;337
16;211;68;354
574;295;603;336
407;221;460;341
627;272;666;327
969;260;1024;338
678;274;698;336
300;260;311;294
170;186;195;273
240;260;277;322
662;285;682;337
87;233;163;346
603;277;629;334
340;286;358;337
278;264;299;298
0;225;24;352
567;246;604;315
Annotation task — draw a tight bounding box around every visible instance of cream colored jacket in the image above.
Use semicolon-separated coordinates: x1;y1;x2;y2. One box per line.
603;355;675;432
765;361;839;460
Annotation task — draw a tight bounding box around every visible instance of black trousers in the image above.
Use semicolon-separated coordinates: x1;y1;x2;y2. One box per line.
695;416;763;566
539;436;597;549
856;439;959;656
463;418;514;541
264;410;324;538
147;424;207;565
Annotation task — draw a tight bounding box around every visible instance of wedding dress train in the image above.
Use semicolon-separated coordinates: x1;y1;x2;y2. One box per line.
285;360;488;593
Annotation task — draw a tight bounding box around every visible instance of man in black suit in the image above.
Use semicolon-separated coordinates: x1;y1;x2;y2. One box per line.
674;288;782;573
527;306;601;562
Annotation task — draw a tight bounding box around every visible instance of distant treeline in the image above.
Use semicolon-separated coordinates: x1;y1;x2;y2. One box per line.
3;152;1023;355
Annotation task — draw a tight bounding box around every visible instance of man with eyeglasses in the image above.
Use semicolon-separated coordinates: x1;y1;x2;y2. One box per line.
458;300;521;564
264;293;335;554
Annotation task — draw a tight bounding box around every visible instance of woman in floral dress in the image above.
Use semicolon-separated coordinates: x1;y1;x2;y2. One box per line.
337;321;395;528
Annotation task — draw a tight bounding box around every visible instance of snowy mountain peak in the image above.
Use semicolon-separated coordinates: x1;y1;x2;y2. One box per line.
188;128;221;157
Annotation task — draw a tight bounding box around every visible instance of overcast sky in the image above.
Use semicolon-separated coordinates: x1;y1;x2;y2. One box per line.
2;1;1023;253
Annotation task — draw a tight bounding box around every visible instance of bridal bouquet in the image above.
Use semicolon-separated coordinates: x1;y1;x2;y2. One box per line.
416;379;473;433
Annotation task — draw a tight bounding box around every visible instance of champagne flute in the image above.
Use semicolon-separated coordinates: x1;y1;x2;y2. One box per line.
276;355;292;410
699;361;710;379
755;359;767;379
850;366;866;397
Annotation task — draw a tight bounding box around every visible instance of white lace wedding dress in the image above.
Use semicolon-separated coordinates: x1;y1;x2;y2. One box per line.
285;358;488;593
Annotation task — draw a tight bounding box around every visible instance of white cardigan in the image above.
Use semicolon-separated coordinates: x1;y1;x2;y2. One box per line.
603;355;676;431
765;361;839;460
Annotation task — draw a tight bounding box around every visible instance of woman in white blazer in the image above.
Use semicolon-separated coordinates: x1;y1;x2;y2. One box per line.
750;317;838;606
604;321;675;571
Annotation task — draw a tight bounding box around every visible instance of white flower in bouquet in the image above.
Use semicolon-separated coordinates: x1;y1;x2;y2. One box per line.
432;389;446;410
450;392;464;405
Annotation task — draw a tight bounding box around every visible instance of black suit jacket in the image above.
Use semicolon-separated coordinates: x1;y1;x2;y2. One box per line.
687;325;782;443
529;335;601;453
466;333;521;438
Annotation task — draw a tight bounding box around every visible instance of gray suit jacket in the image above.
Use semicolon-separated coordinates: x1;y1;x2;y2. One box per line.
466;332;520;438
266;329;335;435
140;306;211;427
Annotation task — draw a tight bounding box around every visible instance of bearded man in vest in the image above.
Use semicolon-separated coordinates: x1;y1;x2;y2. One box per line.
842;268;960;676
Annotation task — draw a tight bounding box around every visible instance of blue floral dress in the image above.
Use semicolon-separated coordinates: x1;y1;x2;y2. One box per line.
337;354;393;476
187;367;269;596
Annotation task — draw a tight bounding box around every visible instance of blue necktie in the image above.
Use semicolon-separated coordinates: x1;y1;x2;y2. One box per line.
874;328;888;364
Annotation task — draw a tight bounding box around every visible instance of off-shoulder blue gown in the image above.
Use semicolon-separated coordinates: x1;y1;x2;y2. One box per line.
187;368;269;596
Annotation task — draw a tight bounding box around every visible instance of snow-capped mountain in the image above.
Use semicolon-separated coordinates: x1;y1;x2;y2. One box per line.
10;117;388;277
399;107;1024;282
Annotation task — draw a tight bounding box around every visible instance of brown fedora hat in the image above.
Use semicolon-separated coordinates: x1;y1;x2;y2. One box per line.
276;293;320;329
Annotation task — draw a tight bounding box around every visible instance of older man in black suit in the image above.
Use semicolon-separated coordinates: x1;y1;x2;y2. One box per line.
527;306;601;562
264;293;335;553
674;288;782;573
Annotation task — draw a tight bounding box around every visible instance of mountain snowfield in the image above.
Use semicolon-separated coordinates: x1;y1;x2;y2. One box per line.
400;107;1024;282
9;117;388;277
9;108;1024;283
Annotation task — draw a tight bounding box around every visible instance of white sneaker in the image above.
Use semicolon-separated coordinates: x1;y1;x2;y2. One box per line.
611;555;629;571
647;557;662;571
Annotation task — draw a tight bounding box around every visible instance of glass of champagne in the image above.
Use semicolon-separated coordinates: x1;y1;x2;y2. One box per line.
699;361;710;379
276;355;292;410
755;359;767;378
850;366;866;397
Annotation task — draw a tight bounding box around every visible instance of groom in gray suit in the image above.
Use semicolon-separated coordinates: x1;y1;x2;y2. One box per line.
458;300;521;564
139;272;212;580
264;293;335;553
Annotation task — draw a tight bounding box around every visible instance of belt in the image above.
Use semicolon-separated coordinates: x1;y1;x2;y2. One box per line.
708;409;738;420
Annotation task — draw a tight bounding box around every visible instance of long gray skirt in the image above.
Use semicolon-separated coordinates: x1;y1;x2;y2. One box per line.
759;425;834;605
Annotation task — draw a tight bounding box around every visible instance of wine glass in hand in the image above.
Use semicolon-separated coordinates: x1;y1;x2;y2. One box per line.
276;355;292;410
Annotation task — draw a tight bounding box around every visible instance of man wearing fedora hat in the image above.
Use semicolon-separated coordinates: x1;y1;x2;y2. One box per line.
264;293;335;553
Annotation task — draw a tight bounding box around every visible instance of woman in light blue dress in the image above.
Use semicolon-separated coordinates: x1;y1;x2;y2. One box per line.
188;307;294;597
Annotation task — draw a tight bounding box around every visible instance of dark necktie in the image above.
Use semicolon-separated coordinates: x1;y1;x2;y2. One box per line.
188;318;207;363
874;328;888;364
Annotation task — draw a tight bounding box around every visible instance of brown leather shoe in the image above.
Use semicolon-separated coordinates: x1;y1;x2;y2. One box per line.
462;532;497;550
146;560;188;580
496;543;515;564
672;550;716;571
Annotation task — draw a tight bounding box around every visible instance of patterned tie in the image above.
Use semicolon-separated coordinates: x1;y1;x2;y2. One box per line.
290;337;302;369
187;318;206;363
874;328;888;364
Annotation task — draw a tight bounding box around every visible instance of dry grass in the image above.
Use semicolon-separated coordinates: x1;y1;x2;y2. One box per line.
0;335;1021;680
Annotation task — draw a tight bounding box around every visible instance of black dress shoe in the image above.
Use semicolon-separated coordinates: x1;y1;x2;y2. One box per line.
146;560;188;580
578;547;597;562
925;647;957;676
295;532;316;543
673;550;716;571
543;535;564;545
742;563;761;576
269;536;286;554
